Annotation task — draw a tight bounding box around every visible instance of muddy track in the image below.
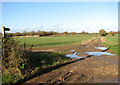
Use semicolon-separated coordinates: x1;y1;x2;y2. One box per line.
25;37;118;84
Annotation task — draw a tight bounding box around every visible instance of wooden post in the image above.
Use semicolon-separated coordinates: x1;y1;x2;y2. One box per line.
2;26;10;38
2;26;10;57
2;26;5;57
2;26;5;38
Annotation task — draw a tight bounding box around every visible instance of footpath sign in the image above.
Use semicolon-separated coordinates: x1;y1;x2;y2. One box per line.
2;26;10;38
2;26;10;59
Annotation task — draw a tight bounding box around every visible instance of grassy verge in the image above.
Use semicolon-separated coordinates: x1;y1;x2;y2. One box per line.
102;34;118;55
103;43;118;55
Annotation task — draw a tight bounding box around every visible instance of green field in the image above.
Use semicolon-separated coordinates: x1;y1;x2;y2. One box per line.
103;34;118;55
15;34;98;48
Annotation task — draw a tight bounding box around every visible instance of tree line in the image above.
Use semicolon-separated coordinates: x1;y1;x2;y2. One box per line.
4;29;119;37
7;30;91;37
99;29;118;36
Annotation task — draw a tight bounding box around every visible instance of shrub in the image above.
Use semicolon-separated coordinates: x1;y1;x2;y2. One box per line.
109;31;116;36
2;36;29;84
99;29;107;36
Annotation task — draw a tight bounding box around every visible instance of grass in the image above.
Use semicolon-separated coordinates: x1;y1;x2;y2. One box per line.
103;34;118;55
15;34;98;48
28;51;70;68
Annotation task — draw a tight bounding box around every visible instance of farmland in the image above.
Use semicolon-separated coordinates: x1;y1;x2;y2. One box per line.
2;34;99;84
3;33;119;84
15;34;99;48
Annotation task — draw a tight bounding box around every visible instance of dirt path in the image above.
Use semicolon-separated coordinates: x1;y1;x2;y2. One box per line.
25;37;118;84
100;37;107;43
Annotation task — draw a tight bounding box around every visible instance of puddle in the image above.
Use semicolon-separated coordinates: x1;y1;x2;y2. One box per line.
85;52;115;56
85;46;89;48
69;50;76;52
65;51;85;59
65;54;84;58
94;47;108;50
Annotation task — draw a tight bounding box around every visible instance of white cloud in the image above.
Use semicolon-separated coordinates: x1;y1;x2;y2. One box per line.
36;25;43;28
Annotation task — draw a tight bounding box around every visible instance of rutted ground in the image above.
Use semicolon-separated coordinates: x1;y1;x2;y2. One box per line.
25;37;118;84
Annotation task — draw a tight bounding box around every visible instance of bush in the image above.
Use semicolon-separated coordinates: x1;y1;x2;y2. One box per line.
2;36;29;84
14;32;22;36
99;29;107;36
109;31;116;36
39;31;54;37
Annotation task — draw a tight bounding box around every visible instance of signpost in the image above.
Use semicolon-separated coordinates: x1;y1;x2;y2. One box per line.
2;26;10;58
2;26;10;38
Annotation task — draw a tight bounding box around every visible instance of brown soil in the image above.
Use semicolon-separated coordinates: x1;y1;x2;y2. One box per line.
25;37;118;84
32;49;56;52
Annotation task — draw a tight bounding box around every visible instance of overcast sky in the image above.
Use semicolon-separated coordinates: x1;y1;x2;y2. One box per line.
2;2;118;33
